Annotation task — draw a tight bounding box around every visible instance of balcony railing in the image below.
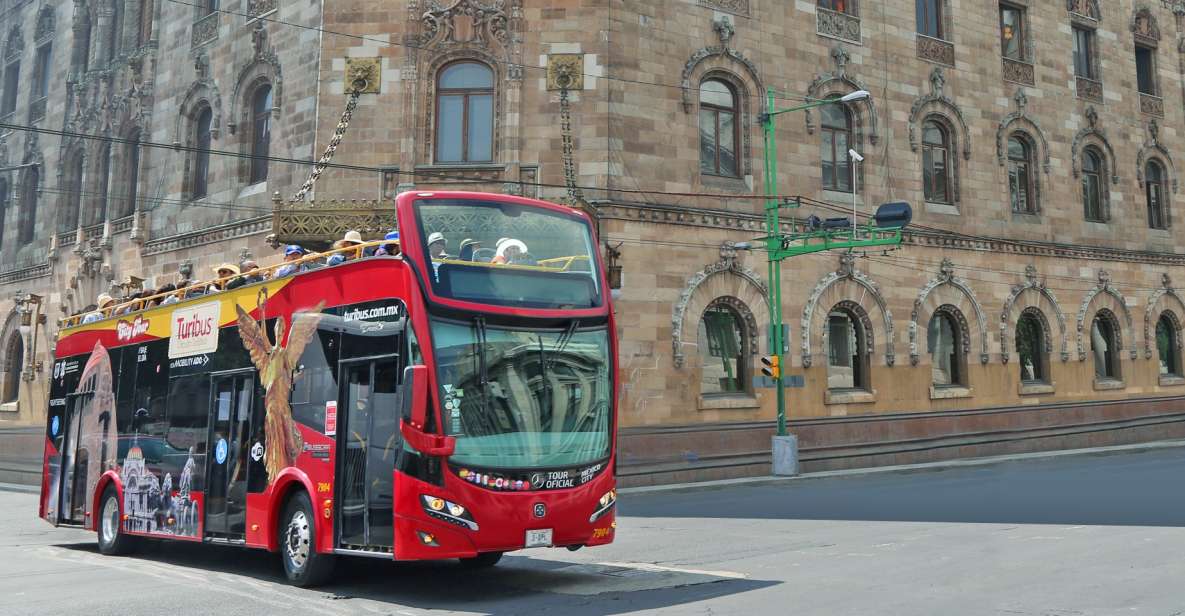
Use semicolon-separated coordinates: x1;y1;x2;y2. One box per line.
816;7;860;43
1075;76;1103;103
191;12;219;47
1140;92;1164;117
916;34;954;66
1002;57;1035;86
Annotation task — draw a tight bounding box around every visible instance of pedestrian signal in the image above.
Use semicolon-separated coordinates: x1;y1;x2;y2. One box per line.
761;355;780;379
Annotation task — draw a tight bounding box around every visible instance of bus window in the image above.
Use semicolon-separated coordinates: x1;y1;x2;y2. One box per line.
291;326;339;430
166;375;211;487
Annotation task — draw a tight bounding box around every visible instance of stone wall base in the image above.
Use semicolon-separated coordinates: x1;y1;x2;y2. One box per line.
617;397;1185;487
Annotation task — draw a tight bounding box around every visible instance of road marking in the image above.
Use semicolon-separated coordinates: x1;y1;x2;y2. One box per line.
594;561;748;579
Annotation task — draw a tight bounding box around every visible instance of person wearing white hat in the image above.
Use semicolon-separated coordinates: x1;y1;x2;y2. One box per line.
209;263;243;292
82;294;116;323
427;231;449;259
492;238;528;265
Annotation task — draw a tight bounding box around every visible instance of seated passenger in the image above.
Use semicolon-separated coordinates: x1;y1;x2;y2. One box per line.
458;238;481;261
427;232;449;259
492;238;528;265
239;260;266;284
374;231;400;256
325;240;351;266
156;283;179;305
209;263;242;292
275;245;308;277
82;295;116;323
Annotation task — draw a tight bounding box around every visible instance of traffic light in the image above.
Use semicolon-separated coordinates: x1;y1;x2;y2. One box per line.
761;355;780;379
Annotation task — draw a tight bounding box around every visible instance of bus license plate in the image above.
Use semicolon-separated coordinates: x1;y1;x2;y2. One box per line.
525;529;553;547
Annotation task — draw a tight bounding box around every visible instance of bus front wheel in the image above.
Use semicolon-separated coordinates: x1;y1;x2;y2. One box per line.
459;551;504;569
279;491;335;587
97;485;136;556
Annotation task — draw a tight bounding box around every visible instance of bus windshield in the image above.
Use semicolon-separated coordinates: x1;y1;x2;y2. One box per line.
414;199;602;309
431;319;612;469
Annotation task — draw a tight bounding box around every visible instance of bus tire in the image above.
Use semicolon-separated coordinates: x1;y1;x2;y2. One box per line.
279;491;335;587
459;551;504;569
97;485;136;556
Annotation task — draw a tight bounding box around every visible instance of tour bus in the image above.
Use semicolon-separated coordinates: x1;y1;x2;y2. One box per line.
39;191;618;586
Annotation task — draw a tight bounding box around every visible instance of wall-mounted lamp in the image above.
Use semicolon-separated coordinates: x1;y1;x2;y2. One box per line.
605;242;623;290
15;293;45;380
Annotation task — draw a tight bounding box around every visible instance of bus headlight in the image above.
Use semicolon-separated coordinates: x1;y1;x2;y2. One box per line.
590;489;616;523
420;494;478;531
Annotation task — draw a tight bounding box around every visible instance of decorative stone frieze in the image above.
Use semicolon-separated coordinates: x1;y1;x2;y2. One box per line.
191;11;219;47
420;0;510;50
916;35;954;66
142;216;271;257
697;0;749;17
1076;76;1103;102
816;7;860;43
1002;57;1035;86
1140;93;1164;116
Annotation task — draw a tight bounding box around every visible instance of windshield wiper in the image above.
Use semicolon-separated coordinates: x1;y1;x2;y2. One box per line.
537;336;551;418
472;316;489;422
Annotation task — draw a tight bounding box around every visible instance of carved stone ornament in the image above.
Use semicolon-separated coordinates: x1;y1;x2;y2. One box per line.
1000;265;1070;364
547;54;583;91
1067;0;1100;20
670;251;768;369
1131;7;1160;44
192;11;219;47
800;252;895;368
1071;106;1119;184
698;0;750;17
908;67;971;164
909;258;990;365
1075;269;1136;361
421;0;509;50
916;34;954;66
1002;57;1035;86
1137;119;1179;193
4;27;23;61
996;88;1051;174
345;57;382;94
804;44;879;146
34;7;55;42
712;18;735;49
816;5;860;43
247;0;279;20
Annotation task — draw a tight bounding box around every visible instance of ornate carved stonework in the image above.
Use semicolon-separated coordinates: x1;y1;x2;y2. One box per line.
908;68;971;164
1144;274;1185;359
909;258;990;366
345;58;382;93
191;12;219;47
547;54;583;91
804;44;879;146
916;34;954;66
1076;76;1103;102
247;0;279;20
1131;7;1160;45
1002;57;1035;86
421;0;509;50
1137;119;1178;194
996;88;1051;175
1000;266;1070;364
816;7;860;43
1075;269;1136;361
697;0;749;17
800;252;894;368
34;7;54;42
671;252;767;369
3;27;23;60
1068;0;1100;20
1071;105;1118;184
1140;92;1164;117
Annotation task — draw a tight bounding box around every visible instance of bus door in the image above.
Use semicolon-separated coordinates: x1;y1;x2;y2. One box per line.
336;356;401;550
205;371;256;539
56;392;92;525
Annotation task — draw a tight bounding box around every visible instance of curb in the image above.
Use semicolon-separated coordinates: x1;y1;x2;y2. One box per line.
0;482;39;494
618;439;1185;495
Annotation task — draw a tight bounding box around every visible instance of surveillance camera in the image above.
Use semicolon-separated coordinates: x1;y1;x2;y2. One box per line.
848;149;864;162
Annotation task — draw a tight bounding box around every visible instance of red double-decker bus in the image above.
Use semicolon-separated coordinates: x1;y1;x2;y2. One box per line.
39;191;617;586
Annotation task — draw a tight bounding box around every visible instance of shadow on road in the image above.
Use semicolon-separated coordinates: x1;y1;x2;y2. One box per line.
56;540;776;615
622;447;1185;527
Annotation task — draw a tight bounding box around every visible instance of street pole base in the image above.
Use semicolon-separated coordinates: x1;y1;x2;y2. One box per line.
772;434;799;476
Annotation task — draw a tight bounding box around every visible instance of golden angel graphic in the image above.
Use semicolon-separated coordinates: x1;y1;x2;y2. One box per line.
236;295;327;484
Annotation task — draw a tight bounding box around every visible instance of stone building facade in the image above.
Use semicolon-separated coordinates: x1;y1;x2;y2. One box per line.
6;0;1185;485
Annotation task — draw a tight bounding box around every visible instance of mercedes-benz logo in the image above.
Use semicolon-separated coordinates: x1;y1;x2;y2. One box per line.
533;503;547;518
530;473;545;490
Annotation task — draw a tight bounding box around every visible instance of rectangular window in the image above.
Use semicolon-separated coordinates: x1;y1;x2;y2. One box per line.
916;0;942;39
1072;27;1095;79
1136;46;1157;95
818;0;856;16
34;45;52;99
1000;6;1025;61
1;61;20;116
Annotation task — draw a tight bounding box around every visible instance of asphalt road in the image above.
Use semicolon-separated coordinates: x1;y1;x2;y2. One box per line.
3;446;1185;616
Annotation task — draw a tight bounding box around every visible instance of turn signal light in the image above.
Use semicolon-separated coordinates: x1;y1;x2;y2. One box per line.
417;531;439;546
428;497;445;511
323;499;333;519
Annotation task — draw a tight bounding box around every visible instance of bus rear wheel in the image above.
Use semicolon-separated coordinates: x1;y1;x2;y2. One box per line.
97;485;136;556
459;551;504;569
279;492;335;587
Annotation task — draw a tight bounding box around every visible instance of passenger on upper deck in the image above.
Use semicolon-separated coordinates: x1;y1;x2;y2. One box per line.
82;294;116;323
374;231;400;256
458;238;480;261
239;260;266;284
492;238;529;265
327;231;366;266
275;245;308;278
209;264;242;292
427;232;449;259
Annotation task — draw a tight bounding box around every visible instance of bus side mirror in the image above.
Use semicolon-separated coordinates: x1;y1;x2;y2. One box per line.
402;365;429;428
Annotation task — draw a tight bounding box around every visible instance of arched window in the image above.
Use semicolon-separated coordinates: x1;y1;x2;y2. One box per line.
820;104;853;192
927;310;962;387
1091;312;1121;381
1082;147;1104;222
1145;160;1168;229
1156;312;1180;377
827;306;868;390
118;130;141;218
922;119;951;204
2;334;22;403
1;44;20;118
1007;134;1036;214
192;105;212;199
59;148;84;232
698;79;739;177
1015;310;1047;383
435;61;494;164
19;165;38;243
698;302;747;395
249;84;272;184
91;141;111;226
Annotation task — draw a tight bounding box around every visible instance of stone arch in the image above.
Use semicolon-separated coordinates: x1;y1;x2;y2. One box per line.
1000;266;1069;363
1144;274;1185;359
1076;270;1135;361
56;140;87;232
174;72;223;146
996;91;1051;175
908;68;970;161
909;258;989;366
228;23;284;138
1071;107;1118;184
804;46;879;147
1136;123;1177;194
671;249;768;369
422;48;503;165
695;295;761;396
820;298;875;367
0;309;22;405
681;22;763;178
801;253;894;368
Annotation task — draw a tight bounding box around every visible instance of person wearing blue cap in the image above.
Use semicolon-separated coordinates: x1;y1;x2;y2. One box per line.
375;230;400;256
275;245;307;278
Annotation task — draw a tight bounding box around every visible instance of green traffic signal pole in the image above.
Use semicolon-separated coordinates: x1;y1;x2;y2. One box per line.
760;87;901;438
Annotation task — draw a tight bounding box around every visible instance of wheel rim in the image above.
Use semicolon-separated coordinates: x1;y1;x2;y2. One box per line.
101;495;119;546
285;510;311;570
